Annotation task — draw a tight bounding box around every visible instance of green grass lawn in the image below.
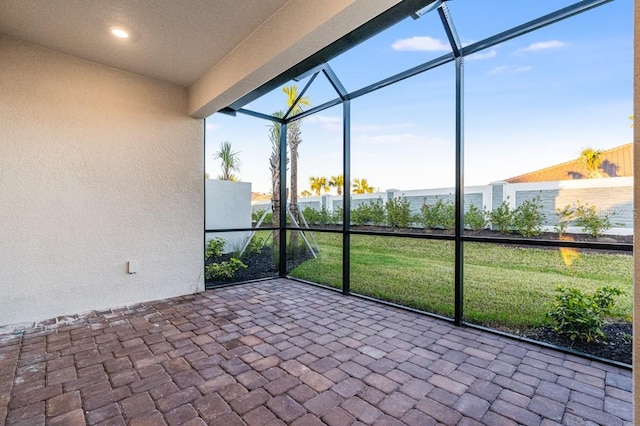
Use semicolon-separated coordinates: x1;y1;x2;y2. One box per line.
288;232;632;330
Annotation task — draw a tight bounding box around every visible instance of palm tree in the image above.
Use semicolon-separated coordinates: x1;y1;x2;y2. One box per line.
214;141;241;181
580;147;603;178
268;112;285;246
309;176;330;196
352;178;374;194
283;85;311;221
329;175;344;195
300;190;312;197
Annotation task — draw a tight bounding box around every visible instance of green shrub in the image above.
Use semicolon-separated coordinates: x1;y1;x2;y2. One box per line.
368;200;386;226
574;202;612;237
302;206;331;226
251;209;273;226
318;206;335;226
386;196;411;228
205;237;249;281
332;207;344;225
513;195;545;237
554;205;575;237
205;258;247;280
205;238;226;261
554;202;615;238
464;205;488;231
417;200;430;229
252;209;273;226
489;199;515;233
489;196;545;236
547;285;623;342
351;199;385;226
301;206;319;225
350;203;366;226
420;198;455;230
244;235;264;256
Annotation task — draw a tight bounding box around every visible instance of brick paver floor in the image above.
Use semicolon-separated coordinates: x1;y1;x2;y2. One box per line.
0;278;632;425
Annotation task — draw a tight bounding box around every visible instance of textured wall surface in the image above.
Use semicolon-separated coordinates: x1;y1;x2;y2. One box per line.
0;36;204;325
505;179;633;236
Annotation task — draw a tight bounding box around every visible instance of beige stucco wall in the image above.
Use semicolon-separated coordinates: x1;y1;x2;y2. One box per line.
0;36;204;325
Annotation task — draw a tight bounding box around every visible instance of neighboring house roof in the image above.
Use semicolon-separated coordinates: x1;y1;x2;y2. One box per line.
252;192;272;202
503;143;633;183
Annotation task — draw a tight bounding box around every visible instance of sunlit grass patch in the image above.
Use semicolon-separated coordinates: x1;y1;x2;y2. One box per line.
289;233;632;330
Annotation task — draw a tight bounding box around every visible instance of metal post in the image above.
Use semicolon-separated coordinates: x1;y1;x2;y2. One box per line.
454;56;464;326
436;0;465;326
279;122;288;277
342;100;351;295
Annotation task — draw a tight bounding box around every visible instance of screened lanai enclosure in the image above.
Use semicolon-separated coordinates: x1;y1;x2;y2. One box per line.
204;0;632;366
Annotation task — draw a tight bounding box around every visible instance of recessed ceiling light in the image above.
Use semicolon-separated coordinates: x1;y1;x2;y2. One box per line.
110;27;129;39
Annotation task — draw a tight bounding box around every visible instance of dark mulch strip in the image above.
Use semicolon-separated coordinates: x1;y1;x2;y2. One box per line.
205;247;312;289
388;227;631;244
449;229;632;244
258;225;632;250
524;322;632;365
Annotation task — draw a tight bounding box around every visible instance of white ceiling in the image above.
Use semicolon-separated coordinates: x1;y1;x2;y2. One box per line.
0;0;290;87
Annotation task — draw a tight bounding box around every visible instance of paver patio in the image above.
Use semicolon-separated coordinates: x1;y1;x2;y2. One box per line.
0;278;632;425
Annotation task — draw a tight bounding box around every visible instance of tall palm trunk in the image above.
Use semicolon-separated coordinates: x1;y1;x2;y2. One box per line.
288;120;302;221
268;114;284;259
271;174;280;256
282;85;310;256
288;120;301;253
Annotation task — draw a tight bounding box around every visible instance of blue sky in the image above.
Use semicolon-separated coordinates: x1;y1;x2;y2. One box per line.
206;0;632;195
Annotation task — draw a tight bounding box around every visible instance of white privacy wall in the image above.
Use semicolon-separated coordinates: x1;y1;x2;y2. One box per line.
0;36;204;325
205;180;252;253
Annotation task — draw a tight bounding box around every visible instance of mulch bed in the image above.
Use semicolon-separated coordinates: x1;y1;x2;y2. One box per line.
524;322;632;365
205;246;312;288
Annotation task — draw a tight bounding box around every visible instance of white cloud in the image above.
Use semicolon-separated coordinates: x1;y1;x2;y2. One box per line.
519;40;566;52
489;65;533;75
489;65;509;75
368;133;416;145
352;123;413;133
306;115;341;125
466;49;497;61
306;117;417;134
306;115;342;131
391;36;449;52
356;133;439;146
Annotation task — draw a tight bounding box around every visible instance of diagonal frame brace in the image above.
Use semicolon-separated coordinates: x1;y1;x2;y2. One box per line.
438;2;461;57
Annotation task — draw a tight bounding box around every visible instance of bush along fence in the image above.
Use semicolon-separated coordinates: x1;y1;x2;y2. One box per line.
252;177;633;235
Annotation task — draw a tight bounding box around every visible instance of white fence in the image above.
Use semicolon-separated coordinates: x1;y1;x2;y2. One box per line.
252;177;633;235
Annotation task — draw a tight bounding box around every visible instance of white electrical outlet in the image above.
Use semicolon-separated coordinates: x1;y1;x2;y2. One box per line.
127;261;138;274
